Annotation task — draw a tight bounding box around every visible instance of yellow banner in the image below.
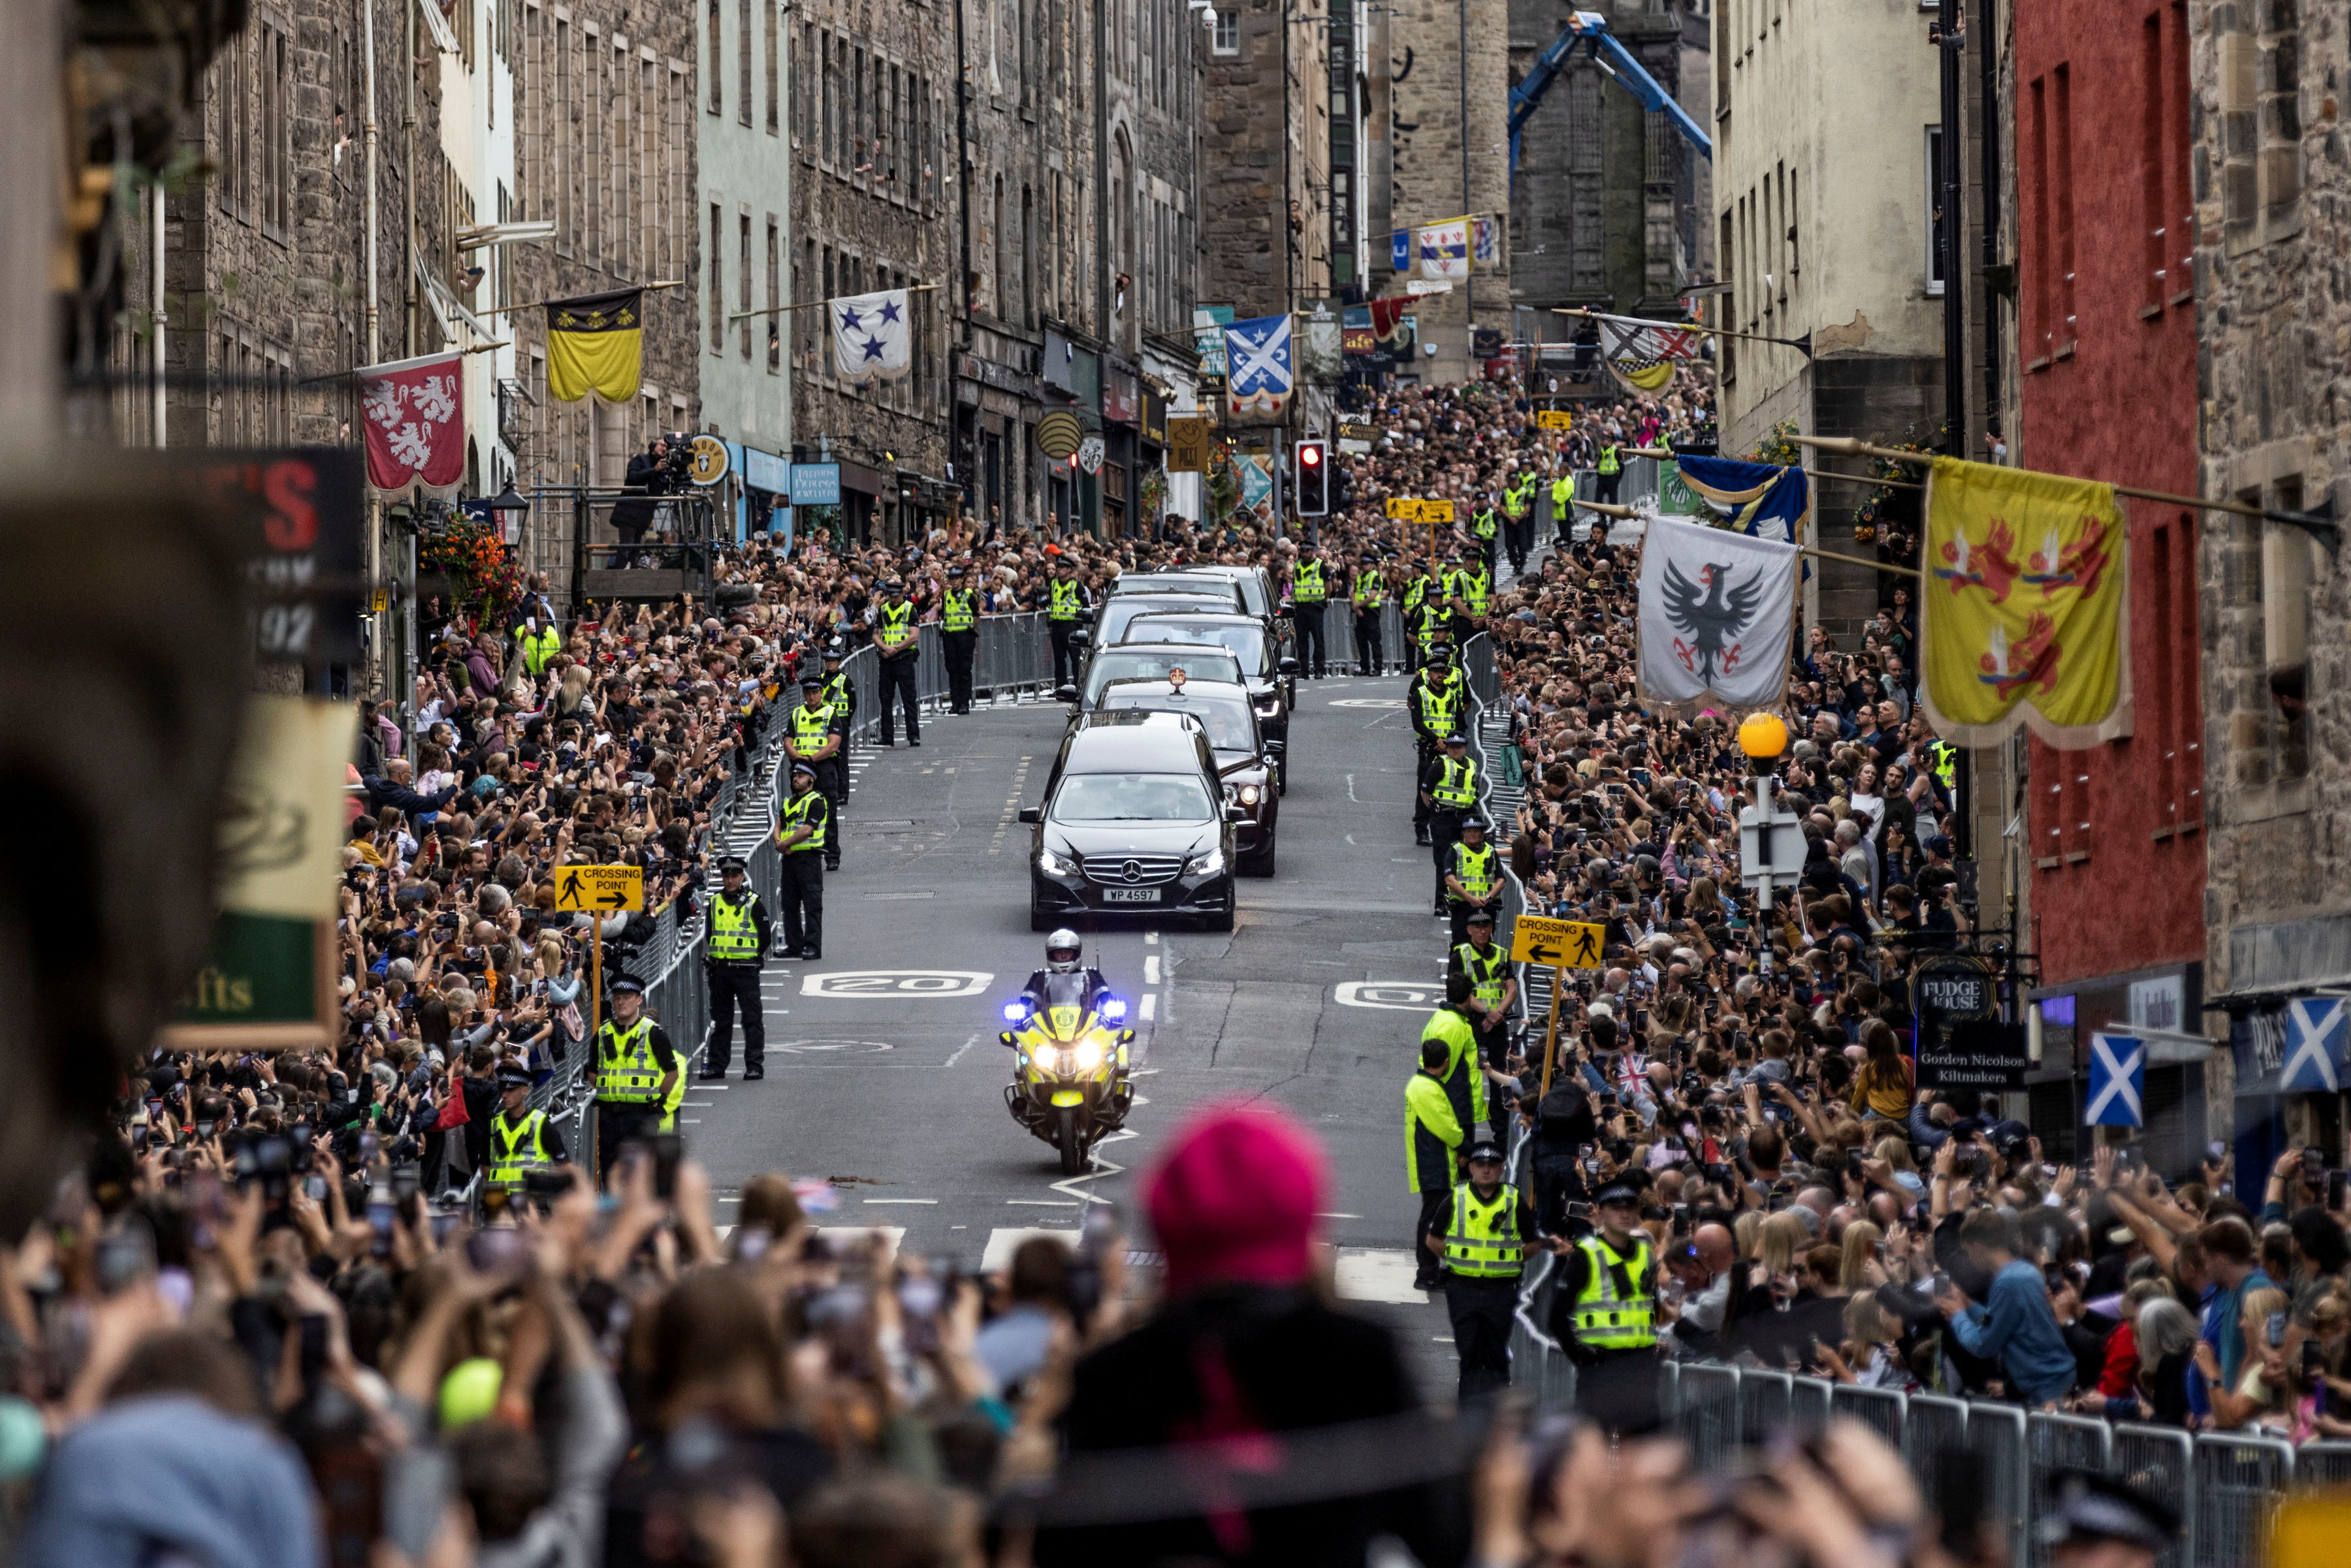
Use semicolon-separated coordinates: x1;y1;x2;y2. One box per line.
547;287;645;404
1919;456;2128;748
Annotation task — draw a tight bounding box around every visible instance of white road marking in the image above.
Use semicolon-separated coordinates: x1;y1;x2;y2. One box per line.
1335;980;1444;1010
1333;1249;1434;1304
801;970;995;997
863;1198;938;1205
1006;1199;1080;1206
1144;955;1161;984
1139;993;1157;1021
1316;1213;1364;1220
1144;931;1159;944
942;1031;983;1068
983;1226;1079;1272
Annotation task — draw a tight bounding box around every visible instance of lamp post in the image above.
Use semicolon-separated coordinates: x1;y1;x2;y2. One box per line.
1736;712;1791;974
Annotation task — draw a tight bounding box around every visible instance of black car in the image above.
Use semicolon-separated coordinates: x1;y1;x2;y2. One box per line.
1090;679;1278;876
1021;711;1241;932
1119;611;1299;790
1059;641;1248;707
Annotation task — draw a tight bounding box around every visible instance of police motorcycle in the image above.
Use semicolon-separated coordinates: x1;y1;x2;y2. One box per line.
999;930;1137;1174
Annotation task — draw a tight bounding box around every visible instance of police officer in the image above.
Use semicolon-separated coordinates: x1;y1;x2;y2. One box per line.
1548;1179;1660;1432
1448;901;1516;1064
2038;1471;2181;1568
940;562;980;714
1422;1138;1537;1400
776;760;831;958
1405;648;1465;845
1349;551;1386;677
1443;818;1505;948
1287;545;1328;679
592;973;680;1179
1420;731;1481;912
1422;972;1490;1138
515;610;562;677
486;1063;568;1192
1046;554;1089;688
1546;466;1574;554
1018;927;1113;1009
1447;550;1490;645
1405;1036;1466;1291
1595;433;1623;505
871;576;922;748
1470;492;1501;574
701;855;774;1081
786;674;847;872
1399;556;1435;672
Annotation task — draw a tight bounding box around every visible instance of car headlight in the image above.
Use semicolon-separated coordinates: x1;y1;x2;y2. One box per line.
1238;784;1261;807
1255;699;1280;717
1186;846;1226;876
1037;845;1075;876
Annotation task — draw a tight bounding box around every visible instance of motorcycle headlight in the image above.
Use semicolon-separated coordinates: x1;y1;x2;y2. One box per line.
1074;1040;1103;1069
1002;1000;1029;1023
1036;846;1075;876
1100;997;1128;1022
1238;784;1261;807
1186;846;1226;877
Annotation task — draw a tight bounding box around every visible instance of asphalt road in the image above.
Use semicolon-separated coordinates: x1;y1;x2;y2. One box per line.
683;668;1472;1398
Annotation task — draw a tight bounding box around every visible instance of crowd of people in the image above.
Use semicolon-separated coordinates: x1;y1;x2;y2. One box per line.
1;363;2332;1568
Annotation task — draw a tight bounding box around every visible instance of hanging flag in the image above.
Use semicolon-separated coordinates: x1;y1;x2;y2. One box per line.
1392;229;1411;274
1919;456;2128;748
357;351;466;496
1471;216;1501;266
2085;1033;2145;1127
1193;304;1234;377
831;288;914;383
2282;998;2347;1093
1674;454;1811;545
1416;218;1469;280
1223;313;1294;423
1636;512;1799;711
545;287;645;403
1369;296;1411;344
1594;312;1703;393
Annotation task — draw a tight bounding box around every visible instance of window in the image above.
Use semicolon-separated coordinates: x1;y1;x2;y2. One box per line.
584;25;602;253
556;16;572;244
766;217;780;371
1924;124;1945;297
643;56;660;276
709;1;723;113
1211;9;1238;56
823;32;840;163
2053;67;2077;349
2219;0;2302;252
739;212;753;359
611;40;632;272
739;0;752;123
2260;481;2313;786
261;24;290;233
710;203;724;351
765;1;778;131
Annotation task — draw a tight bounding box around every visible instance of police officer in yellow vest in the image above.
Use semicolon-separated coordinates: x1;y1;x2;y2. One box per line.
1287;545;1329;679
1447;554;1491;645
592;972;680;1179
1547;1179;1661;1432
1422;1137;1538;1399
1405;649;1464;844
776;760;832;959
1443;818;1505;948
1548;470;1575;551
1422;972;1491;1138
700;855;774;1081
1420;731;1480;913
870;576;923;748
1595;438;1623;505
940;562;981;714
487;1063;568;1191
515;612;562;677
1400;558;1433;672
1350;551;1386;677
1046;555;1090;688
1471;492;1501;574
1406;1036;1466;1291
1448;891;1517;1045
788;673;847;872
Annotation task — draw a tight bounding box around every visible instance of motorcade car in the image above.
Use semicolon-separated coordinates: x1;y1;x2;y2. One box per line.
1119;611;1299;790
1020;711;1241;931
1090;677;1277;875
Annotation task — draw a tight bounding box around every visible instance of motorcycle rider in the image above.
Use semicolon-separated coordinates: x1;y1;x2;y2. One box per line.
1019;927;1113;1012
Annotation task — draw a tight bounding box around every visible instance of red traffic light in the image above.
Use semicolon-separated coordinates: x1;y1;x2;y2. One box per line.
1299;444;1322;466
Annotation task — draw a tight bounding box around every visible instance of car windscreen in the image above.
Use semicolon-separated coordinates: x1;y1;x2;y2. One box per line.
1081;649;1244;703
1098;596;1234;646
1099;692;1256;752
1050;772;1215;822
1110;575;1241;607
1124;618;1269;673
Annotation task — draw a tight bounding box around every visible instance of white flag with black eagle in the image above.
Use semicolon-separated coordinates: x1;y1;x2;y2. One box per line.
1637;513;1799;710
832;289;913;383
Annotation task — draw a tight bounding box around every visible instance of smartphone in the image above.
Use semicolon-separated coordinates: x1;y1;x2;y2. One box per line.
897;1273;945;1357
2266;1311;2288;1349
651;1133;682;1201
465;1226;533;1282
367;1197;396;1258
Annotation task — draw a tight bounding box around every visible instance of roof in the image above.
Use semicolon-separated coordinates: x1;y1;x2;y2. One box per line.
1063;710;1215;773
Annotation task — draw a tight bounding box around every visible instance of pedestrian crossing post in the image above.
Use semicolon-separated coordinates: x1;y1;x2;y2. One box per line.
1539;963;1565;1097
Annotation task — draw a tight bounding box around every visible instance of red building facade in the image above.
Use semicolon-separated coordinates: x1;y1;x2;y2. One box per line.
2012;0;2205;1157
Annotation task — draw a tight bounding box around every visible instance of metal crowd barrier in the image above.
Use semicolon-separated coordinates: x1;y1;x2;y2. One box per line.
1306;599;1413;675
833;611;1058;744
2113;1424;2195;1568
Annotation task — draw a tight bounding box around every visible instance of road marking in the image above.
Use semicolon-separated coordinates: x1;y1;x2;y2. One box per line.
1316;1213;1364;1220
1144;931;1159;945
1006;1199;1080;1206
1333;1249;1433;1304
681;1119;701;1124
1329;698;1405;709
943;1031;983;1068
1144;955;1161;984
1139;993;1156;1021
982;1226;1078;1272
863;1198;939;1205
801;969;995;997
1334;980;1445;1010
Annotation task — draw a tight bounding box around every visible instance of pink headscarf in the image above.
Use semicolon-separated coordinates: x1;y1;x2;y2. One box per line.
1145;1102;1330;1296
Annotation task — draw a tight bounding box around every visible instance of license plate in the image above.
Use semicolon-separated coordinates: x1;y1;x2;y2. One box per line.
1100;887;1161;904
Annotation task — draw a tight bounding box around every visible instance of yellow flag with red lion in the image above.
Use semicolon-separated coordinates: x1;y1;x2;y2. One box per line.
1919;457;2128;749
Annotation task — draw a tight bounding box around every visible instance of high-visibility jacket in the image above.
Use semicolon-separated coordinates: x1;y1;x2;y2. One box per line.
1049;577;1083;622
789;701;839;756
1405;1074;1464;1194
875;600;916;654
780;790;829;853
1551;476;1571;509
1927;738;1959;794
1415;679;1462;736
1452;939;1507;1008
1415;602;1450;648
942;588;978;631
1452;568;1489;618
1448;842;1499;904
706;891;762;962
821;671;853;712
1441;1182;1525;1279
1501;485;1529;520
519;623;562;675
1598;443;1621;475
1403;575;1431;616
1567;1232;1658;1350
1292;560;1326;604
658;1059;689;1132
1432;755;1480;808
1422;1004;1488;1127
487;1108;552;1186
1473;507;1499;539
596;1017;664;1104
1352;569;1385;608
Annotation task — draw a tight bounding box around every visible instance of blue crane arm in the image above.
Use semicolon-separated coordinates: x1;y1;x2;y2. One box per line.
1507;11;1712;167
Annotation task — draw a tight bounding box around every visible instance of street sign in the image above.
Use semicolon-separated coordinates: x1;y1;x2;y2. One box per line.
1386;497;1422;520
1405;280;1453;295
1167;415;1209;472
1913;953;2011;1091
1537;409;1572;431
1076;435;1106;475
1420;498;1456;524
1738;805;1807;886
1511;915;1605;969
554;864;645;912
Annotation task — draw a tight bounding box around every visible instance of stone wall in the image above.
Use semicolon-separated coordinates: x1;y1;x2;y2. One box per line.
1383;0;1510;383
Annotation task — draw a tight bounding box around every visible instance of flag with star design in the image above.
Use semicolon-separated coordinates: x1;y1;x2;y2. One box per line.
831;289;914;383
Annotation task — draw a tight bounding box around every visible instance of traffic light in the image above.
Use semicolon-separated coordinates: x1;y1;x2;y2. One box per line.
1293;438;1329;515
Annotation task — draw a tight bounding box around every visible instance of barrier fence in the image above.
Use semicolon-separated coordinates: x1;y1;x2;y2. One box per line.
831;610;1060;743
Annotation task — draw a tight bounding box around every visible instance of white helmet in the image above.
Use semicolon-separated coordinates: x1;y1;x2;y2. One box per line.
1045;929;1083;973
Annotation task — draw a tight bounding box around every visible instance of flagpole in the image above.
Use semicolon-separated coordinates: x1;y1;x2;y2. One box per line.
729;281;945;323
1552;305;1813;357
474;279;688;319
1578;498;1923;579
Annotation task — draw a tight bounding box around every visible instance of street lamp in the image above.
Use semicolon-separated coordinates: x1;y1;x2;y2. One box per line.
1736;711;1788;765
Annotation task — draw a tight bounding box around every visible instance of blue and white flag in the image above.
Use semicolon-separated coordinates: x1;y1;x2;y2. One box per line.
1392;229;1411;274
1674;453;1812;547
1224;313;1294;423
831;289;912;383
1416;217;1469;280
2086;1032;2145;1127
2282;997;2346;1093
1472;216;1502;266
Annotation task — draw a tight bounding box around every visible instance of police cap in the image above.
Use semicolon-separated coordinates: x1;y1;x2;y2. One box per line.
1465;907;1495;928
1443;732;1469;746
609;973;647;996
948;563;968;577
718;856;747;875
1594;1182;1642;1208
884;577;905;593
495;1064;534;1089
1463;1139;1507;1164
790;760;818;778
2036;1471;2179;1554
801;674;826;689
1460;816;1488;833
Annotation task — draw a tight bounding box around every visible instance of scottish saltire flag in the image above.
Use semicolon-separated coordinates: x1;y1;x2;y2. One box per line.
1674;454;1812;547
1392;229;1411;273
1595;311;1702;392
832;289;913;383
1472;217;1501;265
1223;313;1294;421
2086;1033;2146;1127
2282;998;2346;1093
1416;219;1469;280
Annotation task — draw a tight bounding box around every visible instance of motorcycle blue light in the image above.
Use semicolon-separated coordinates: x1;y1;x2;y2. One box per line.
1002;1001;1028;1021
1101;998;1128;1021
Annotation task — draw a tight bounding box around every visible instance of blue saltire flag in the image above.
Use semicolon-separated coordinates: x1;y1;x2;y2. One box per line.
2281;997;2346;1093
1673;453;1811;546
2086;1032;2146;1128
1223;313;1294;421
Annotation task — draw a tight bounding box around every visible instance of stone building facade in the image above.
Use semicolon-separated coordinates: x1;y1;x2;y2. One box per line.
1199;0;1332;317
697;0;795;468
2190;0;2351;1163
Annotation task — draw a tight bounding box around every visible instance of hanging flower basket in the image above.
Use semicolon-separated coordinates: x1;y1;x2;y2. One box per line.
418;514;525;630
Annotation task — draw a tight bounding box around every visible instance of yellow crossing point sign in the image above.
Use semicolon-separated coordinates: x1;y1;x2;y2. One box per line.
1420;498;1456;524
554;864;645;913
1512;914;1605;969
1537;409;1572;431
1386;497;1422;521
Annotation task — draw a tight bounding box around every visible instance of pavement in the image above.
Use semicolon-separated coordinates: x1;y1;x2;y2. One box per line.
680;667;1474;1398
